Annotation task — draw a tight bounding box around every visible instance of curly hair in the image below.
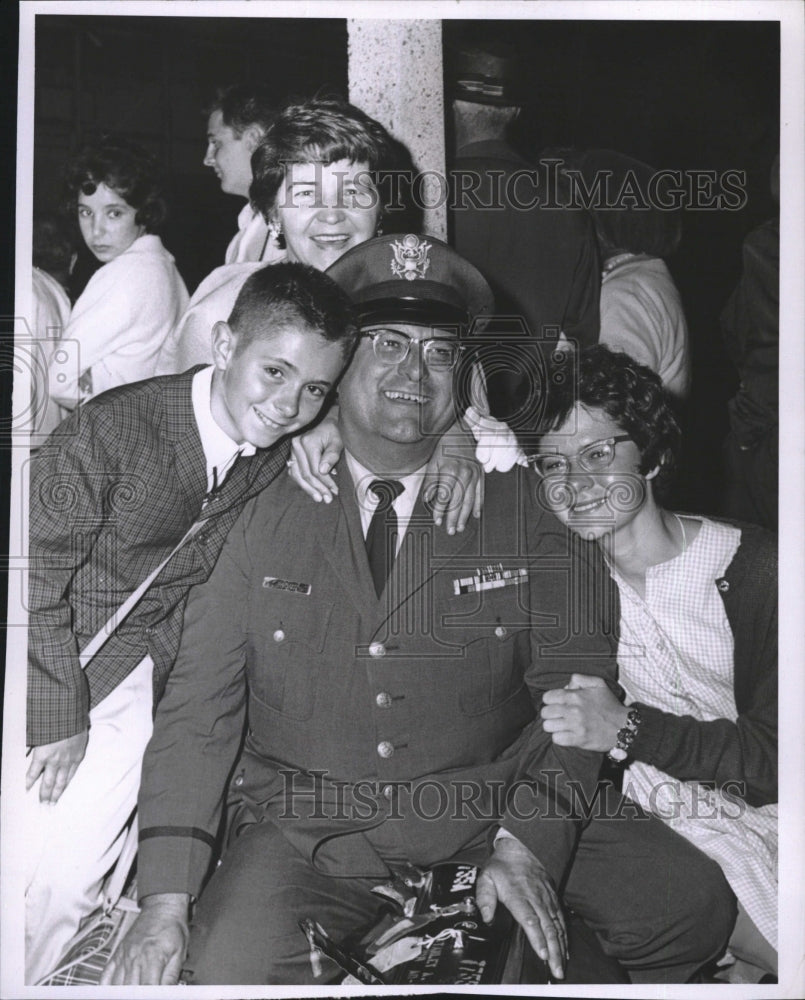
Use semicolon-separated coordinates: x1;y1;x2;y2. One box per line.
248;98;402;222
206;82;277;136
63;135;167;233
516;344;682;497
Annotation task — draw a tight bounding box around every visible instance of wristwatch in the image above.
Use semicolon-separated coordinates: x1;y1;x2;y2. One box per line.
606;706;642;765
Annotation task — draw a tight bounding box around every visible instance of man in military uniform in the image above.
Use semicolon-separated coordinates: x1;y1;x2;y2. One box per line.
103;236;734;986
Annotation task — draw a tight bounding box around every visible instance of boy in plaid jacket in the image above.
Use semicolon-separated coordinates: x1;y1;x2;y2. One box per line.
25;262;357;983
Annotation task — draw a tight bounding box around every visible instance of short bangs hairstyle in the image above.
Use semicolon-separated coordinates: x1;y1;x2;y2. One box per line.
249;98;398;217
228;260;359;357
206;82;277;135
64;135;167;233
516;344;682;497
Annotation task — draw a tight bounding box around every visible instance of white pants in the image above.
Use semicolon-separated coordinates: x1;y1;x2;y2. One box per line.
25;656;154;985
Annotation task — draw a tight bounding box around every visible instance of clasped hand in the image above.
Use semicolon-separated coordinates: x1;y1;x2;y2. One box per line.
540;674;629;751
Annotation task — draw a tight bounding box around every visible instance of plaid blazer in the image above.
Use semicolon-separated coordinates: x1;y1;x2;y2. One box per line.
27;368;289;745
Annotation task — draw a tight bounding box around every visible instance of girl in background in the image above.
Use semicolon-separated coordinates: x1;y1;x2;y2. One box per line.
49;135;187;409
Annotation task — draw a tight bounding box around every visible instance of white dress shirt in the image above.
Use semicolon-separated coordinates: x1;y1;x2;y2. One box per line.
599;254;690;399
344;452;427;551
191;365;255;495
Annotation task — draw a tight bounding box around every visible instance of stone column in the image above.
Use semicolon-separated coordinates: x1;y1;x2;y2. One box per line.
348;19;446;239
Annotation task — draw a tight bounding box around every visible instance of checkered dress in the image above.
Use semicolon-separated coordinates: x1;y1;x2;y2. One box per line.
612;517;777;949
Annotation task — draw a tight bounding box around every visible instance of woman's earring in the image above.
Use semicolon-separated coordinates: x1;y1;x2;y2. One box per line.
375;221;384;237
268;220;285;248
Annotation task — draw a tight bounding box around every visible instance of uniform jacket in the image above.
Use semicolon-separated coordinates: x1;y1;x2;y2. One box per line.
627;520;777;807
138;461;619;900
27;367;289;745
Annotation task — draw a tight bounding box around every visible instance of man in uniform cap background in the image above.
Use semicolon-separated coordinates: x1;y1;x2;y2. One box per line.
447;41;601;424
104;236;733;986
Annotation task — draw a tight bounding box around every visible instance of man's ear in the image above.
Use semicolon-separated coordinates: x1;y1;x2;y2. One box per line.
645;463;661;481
211;320;237;370
242;124;265;153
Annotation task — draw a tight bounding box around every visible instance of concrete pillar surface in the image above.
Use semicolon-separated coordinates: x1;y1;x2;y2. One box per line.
348;19;446;239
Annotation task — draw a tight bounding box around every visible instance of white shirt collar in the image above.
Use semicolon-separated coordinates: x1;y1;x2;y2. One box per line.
344;451;427;544
192;366;256;493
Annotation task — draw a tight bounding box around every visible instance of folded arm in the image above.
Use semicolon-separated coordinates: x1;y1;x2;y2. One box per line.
541;536;778;806
48;260;142;407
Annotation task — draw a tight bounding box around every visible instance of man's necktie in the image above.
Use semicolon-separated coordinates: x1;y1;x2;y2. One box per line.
365;479;404;597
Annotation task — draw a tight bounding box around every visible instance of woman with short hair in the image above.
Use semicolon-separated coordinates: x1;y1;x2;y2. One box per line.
157;98;403;374
49;135;188;408
518;344;777;980
160;98;479;529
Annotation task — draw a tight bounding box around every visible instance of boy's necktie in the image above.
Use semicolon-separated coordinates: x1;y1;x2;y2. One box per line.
206;450;245;505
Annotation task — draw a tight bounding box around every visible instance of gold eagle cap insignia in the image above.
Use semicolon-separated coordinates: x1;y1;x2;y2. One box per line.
390;234;432;281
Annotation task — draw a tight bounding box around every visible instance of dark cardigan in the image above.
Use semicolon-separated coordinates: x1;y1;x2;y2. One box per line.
623;521;777;808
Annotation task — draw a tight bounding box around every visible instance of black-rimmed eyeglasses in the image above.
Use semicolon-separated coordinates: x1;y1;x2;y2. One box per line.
362;330;464;371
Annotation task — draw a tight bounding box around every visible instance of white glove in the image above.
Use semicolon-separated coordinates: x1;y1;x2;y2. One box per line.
464;406;526;473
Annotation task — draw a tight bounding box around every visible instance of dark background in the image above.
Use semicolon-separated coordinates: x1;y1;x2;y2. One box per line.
444;19;779;514
34;15;349;293
28;14;780;517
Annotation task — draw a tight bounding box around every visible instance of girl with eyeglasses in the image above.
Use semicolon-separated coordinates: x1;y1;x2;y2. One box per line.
517;344;777;983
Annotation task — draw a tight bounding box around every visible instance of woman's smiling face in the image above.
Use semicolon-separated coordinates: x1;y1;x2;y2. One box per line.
533;403;651;541
272;159;380;271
